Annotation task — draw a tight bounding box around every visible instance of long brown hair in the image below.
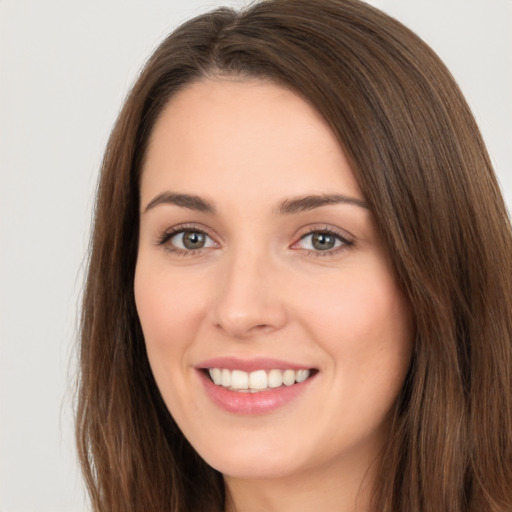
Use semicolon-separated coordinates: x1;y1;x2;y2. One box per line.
76;1;512;510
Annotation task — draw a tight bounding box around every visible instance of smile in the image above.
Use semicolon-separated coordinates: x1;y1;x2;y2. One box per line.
197;357;318;414
208;368;312;392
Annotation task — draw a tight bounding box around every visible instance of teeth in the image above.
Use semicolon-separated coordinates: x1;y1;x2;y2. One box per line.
210;368;222;385
248;370;267;390
282;369;295;386
230;370;249;390
267;369;283;388
207;368;312;391
221;368;231;387
296;369;310;383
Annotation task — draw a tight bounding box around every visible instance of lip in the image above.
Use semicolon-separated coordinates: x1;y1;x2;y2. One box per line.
197;356;312;373
196;357;317;415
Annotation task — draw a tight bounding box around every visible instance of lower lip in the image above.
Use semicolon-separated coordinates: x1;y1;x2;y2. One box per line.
197;370;315;415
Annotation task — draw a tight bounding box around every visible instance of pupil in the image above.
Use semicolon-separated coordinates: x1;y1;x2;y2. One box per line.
312;233;335;250
183;231;205;249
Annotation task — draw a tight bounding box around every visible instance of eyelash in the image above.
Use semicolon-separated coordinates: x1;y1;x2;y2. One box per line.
156;224;215;256
156;225;354;257
295;227;354;258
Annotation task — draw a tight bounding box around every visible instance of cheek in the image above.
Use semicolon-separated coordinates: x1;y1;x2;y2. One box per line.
133;259;215;425
304;264;409;334
316;275;412;449
133;259;209;365
300;265;413;392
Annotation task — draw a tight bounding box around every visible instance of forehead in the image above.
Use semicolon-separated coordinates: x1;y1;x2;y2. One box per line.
140;78;363;209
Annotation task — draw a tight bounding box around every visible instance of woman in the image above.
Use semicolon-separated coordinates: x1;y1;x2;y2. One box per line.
76;0;512;511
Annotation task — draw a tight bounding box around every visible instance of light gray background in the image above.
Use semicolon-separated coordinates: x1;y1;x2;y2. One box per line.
0;1;510;511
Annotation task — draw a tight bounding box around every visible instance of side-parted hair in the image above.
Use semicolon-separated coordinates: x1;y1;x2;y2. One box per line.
77;1;512;510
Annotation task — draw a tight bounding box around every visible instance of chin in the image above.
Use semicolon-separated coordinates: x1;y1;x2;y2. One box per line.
210;459;301;481
196;439;308;481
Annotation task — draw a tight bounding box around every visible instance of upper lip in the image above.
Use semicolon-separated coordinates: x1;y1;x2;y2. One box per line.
196;357;315;373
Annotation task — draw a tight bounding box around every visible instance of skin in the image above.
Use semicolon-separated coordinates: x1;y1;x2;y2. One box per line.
134;78;413;512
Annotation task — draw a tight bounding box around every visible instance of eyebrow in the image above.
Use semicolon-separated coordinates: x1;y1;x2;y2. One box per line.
277;194;369;214
143;191;368;215
144;192;216;214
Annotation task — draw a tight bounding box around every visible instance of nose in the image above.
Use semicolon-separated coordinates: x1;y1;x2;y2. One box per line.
210;250;288;339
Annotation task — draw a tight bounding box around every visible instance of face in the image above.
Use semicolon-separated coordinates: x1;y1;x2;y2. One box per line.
134;79;413;484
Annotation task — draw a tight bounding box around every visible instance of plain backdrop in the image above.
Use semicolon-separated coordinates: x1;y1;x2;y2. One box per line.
0;1;510;511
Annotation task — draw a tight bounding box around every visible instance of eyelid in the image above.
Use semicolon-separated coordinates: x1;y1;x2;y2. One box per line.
156;223;219;254
291;226;354;256
155;223;354;257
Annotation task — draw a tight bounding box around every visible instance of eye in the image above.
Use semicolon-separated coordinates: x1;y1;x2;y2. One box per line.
172;230;214;250
157;226;217;254
294;228;353;255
